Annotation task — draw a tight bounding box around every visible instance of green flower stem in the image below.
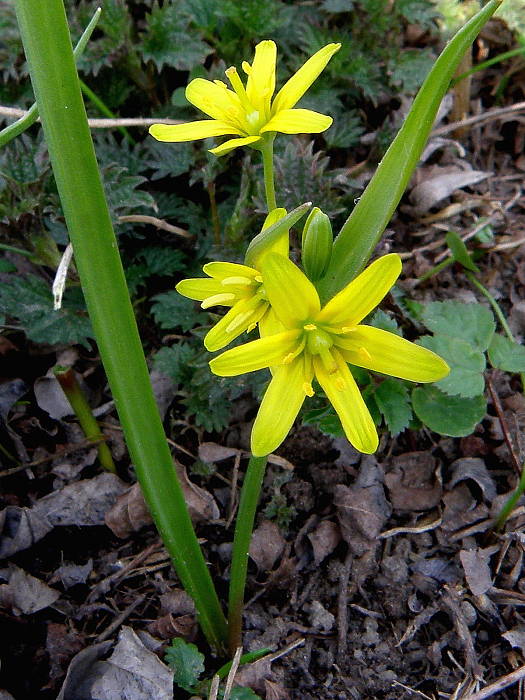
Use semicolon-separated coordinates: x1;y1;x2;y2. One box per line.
417;257;454;284
54;366;116;474
452;46;525;87
0;8;101;149
0;243;35;258
318;0;502;303
260;135;277;211
228;454;268;655
465;270;525;528
79;78;135;144
14;0;227;651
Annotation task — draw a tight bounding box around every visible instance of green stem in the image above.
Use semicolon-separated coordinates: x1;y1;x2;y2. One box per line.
0;8;101;149
260;135;277;211
0;243;35;258
465;271;516;343
228;454;268;655
452;46;525;86
14;0;227;651
54;366;116;473
417;257;454;284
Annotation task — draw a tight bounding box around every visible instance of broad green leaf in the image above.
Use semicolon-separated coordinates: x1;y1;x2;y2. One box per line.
374;379;412;436
488;334;525;373
164;638;204;693
412;385;486;437
318;0;502;300
421;301;495;352
418;334;485;398
153;344;194;383
445;231;479;272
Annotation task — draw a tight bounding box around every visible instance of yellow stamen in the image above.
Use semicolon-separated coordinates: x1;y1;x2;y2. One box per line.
242;60;252;75
304;323;317;331
319;347;338;374
201;293;235;309
283;353;295;365
225;310;254;333
303;382;315;397
225;67;252;111
359;346;372;361
254;274;263;283
341;326;357;334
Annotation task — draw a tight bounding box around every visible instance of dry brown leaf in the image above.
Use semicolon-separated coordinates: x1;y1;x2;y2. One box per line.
449;458;497;502
307;520;341;566
409;168;491;215
459;547;497;596
385;452;442;512
0;564;60;615
249;520;285;571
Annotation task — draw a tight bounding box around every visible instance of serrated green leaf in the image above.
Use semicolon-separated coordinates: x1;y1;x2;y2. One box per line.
418;334;485;398
164;638;204;693
368;309;401;336
101;164;156;220
488;334;525;373
144;139;193;180
374;379;412;436
302;404;345;438
445;231;478;272
421;301;495;352
412;385;486;437
389;49;435;93
151;292;206;331
228;688;262;700
141;1;212;71
0;274;92;347
153;344;194;383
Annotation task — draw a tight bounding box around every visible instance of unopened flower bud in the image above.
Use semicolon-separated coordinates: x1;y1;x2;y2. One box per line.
301;207;333;281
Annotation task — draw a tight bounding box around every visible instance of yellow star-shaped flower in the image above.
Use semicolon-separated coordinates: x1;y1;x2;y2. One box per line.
210;253;450;456
149;40;340;156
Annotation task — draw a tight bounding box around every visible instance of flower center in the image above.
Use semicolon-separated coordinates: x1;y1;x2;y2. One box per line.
304;323;337;374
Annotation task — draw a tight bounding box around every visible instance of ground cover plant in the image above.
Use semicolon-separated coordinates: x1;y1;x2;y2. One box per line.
2;0;525;698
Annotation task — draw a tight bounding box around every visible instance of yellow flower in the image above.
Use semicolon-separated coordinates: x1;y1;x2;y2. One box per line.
176;210;287;351
149;40;340;156
210;253;449;456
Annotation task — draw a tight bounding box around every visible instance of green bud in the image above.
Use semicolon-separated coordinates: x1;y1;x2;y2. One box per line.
301;207;333;281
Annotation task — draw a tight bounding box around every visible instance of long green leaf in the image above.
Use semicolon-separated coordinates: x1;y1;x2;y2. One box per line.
13;0;227;650
318;0;502;302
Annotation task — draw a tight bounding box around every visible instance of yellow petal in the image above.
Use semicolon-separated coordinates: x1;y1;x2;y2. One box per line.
257;208;288;263
246;40;277;115
185;78;242;122
251;358;309;456
314;350;378;453
204;298;268;351
203;261;258;280
261;108;333;134
149;120;242;143
209;135;261;155
272;43;341;112
261;253;320;327
336;326;450;382
209;329;302;376
176;277;224;302
316;254;402;326
258;307;286;339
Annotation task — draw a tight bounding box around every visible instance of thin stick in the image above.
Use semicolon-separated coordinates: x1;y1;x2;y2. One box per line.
117;215;191;238
223;647;243;700
463;665;525;700
431;100;525;137
0;105;182;128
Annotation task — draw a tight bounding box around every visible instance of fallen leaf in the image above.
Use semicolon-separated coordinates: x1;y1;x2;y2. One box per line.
335;456;391;556
57;627;173;700
0;564;60;615
409;168;491;215
307;520;341;566
249;520;285;571
52;559;93;589
502;625;525;653
198;442;239;463
234;655;274;694
460;547;497;596
0;505;53;559
449;458;497;502
34;371;75;420
384;452;442;512
307;600;335;632
0;378;28;420
45;622;85;687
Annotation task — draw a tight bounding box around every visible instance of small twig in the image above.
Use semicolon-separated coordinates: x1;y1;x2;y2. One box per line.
431;100;525;137
117;215;191;238
337;552;353;662
0;105;182;128
208;674;220;700
87;542;162;602
463;664;525;700
265;636;305;663
95;594;146;642
490;235;525;252
223;647;243;700
487;378;522;476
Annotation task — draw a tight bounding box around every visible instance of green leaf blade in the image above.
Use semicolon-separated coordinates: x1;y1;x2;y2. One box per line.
488;334;525;372
412;385;486;437
418;334;485;398
421;300;495;352
164;638;205;693
374;379;412;436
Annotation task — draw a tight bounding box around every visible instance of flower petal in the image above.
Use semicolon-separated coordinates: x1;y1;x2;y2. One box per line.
261;253;321;327
176;277;225;302
209;329;302;376
314;351;378;454
336;326;450;382
185;78;241;122
149;120;242;143
204;298;268;351
203;261;258;281
261;208;288;260
246;40;277;115
272;43;341;112
316;254;402;327
261;108;333;134
209;135;261;155
259;307;286;339
251;358;309;456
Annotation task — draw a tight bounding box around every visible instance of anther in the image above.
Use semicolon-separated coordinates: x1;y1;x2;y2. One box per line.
201;293;235;309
